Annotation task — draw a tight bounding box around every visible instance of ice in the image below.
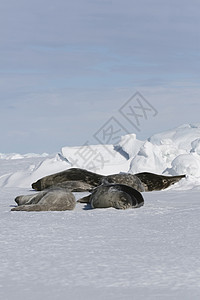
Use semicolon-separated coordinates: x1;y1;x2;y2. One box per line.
1;123;200;189
114;133;144;159
61;143;129;175
170;153;200;177
149;123;200;151
191;138;200;155
0;154;71;188
1;123;200;299
128;123;200;182
129;141;166;174
0;152;49;160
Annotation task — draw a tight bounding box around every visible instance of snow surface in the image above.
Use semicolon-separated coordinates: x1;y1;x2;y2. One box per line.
1;124;200;300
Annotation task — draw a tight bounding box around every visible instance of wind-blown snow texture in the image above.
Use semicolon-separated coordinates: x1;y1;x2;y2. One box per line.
1;124;200;300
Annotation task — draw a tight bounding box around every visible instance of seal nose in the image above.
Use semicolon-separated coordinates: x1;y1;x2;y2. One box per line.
32;181;41;191
15;196;20;205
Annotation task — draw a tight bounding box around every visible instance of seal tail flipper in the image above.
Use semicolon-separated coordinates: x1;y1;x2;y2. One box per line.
77;195;91;204
11;204;42;211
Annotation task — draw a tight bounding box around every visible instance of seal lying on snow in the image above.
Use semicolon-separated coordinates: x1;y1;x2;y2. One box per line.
11;183;143;211
31;168;143;192
50;181;94;192
31;168;185;192
135;172;186;191
12;168;185;212
78;183;144;209
32;168;103;191
11;189;76;212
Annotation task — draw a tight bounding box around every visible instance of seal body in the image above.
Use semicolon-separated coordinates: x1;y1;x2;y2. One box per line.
78;183;144;209
31;168;144;192
52;181;94;192
105;173;144;192
11;189;76;212
32;168;103;191
135;172;186;191
31;168;185;193
15;190;48;206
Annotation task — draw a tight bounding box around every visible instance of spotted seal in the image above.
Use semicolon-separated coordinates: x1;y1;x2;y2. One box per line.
11;188;76;212
78;183;144;209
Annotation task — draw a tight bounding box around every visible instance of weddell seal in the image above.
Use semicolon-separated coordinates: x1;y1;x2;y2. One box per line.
11;188;76;212
135;172;186;191
78;183;144;209
12;168;185;212
31;168;144;192
31;168;185;192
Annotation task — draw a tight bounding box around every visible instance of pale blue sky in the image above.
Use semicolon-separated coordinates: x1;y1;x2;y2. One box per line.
0;0;200;153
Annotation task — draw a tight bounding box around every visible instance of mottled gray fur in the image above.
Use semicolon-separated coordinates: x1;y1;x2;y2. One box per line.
104;173;144;192
135;172;186;191
31;168;144;192
53;181;94;192
32;168;103;191
78;183;144;209
11;189;76;212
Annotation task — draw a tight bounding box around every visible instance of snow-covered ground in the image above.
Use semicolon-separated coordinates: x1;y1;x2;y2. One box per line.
1;124;200;300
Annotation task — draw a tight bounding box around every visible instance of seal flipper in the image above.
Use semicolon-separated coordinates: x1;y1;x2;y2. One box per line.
77;195;91;204
11;204;43;211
